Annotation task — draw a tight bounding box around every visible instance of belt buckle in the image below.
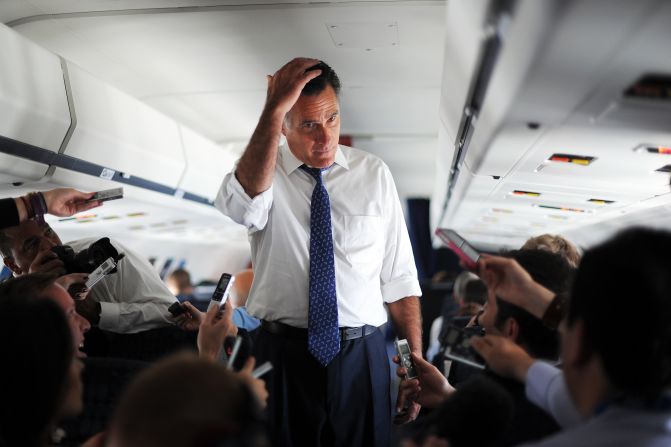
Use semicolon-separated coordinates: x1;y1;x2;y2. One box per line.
342;327;363;340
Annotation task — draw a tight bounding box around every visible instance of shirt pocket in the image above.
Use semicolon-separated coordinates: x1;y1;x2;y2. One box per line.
341;215;383;265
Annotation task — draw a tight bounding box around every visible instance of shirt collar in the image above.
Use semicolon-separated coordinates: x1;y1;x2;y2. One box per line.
280;143;349;174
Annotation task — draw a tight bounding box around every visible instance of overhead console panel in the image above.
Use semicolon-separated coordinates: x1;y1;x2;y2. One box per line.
0;22;71;183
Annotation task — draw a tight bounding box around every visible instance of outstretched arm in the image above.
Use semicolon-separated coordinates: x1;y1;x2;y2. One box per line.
2;188;101;229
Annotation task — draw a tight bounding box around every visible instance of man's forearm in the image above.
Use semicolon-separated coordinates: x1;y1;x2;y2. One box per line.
13;197;27;222
235;107;284;197
388;296;422;355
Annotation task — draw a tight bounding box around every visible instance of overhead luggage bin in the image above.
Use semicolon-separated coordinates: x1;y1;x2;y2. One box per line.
62;61;185;190
177;125;236;203
0;22;71;183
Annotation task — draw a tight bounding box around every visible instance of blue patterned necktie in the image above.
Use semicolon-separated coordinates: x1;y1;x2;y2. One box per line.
301;165;339;366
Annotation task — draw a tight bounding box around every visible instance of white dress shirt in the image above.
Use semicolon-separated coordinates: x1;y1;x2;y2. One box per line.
526;360;582;428
67;238;175;334
524;363;671;447
215;144;421;328
520;397;671;447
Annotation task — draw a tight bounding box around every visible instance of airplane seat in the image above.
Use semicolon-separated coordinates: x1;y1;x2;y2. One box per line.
419;280;454;357
60;357;149;446
82;327;198;362
193;284;217;302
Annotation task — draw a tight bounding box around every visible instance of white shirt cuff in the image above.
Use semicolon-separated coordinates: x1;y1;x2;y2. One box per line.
381;277;422;303
526;361;561;405
526;360;582;428
98;301;120;332
217;172;273;231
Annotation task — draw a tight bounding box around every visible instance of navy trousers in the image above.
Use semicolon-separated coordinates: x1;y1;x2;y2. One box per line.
254;325;391;447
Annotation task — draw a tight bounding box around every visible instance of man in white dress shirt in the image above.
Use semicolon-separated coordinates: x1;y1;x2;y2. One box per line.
215;58;422;447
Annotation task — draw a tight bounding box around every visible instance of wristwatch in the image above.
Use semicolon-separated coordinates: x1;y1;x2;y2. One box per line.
541;293;566;330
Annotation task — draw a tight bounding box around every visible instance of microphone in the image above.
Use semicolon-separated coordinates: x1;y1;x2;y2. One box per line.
223;333;253;371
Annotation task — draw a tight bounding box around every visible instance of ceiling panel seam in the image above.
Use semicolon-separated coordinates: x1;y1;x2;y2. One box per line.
6;1;444;27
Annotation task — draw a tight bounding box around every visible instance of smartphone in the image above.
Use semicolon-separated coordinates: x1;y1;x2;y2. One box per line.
86;187;123;203
168;302;187;316
85;257;117;289
435;228;481;272
251;361;273;379
442;324;486;370
394;339;418;379
207;273;235;311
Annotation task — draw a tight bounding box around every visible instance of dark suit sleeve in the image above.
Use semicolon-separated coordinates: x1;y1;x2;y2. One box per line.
0;198;20;229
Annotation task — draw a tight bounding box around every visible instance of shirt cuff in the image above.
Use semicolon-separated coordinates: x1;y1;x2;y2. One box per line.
526;360;562;407
228;172;273;206
217;172;273;231
381;276;422;303
98;301;120;332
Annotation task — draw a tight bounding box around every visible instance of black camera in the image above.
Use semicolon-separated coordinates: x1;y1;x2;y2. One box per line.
441;324;486;369
51;237;124;274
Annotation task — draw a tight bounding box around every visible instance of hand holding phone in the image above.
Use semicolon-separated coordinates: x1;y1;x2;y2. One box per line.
168;301;187;316
395;339;418;379
435;228;481;272
85;187;124;203
85;257;117;289
208;273;235;311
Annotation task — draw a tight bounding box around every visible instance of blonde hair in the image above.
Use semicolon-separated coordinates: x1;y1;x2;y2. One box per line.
522;234;581;268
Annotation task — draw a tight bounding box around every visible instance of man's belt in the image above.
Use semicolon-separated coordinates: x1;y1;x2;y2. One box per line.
261;320;378;341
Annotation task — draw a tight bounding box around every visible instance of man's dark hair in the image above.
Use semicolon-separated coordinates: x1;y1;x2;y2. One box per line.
168;268;192;292
302;61;341;96
0;275;72;447
0;272;57;296
495;249;574;360
0;220;53;259
110;353;264;447
567;227;671;399
463;279;487;306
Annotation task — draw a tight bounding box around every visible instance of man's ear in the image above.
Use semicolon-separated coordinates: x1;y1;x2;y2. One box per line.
504;318;520;343
3;257;22;276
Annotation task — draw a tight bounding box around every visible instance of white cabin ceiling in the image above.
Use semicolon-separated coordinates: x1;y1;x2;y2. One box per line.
0;0;446;145
0;0;443;246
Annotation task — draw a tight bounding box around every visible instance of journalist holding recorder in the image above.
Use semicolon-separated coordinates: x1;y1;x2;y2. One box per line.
0;189;177;334
214;57;423;447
